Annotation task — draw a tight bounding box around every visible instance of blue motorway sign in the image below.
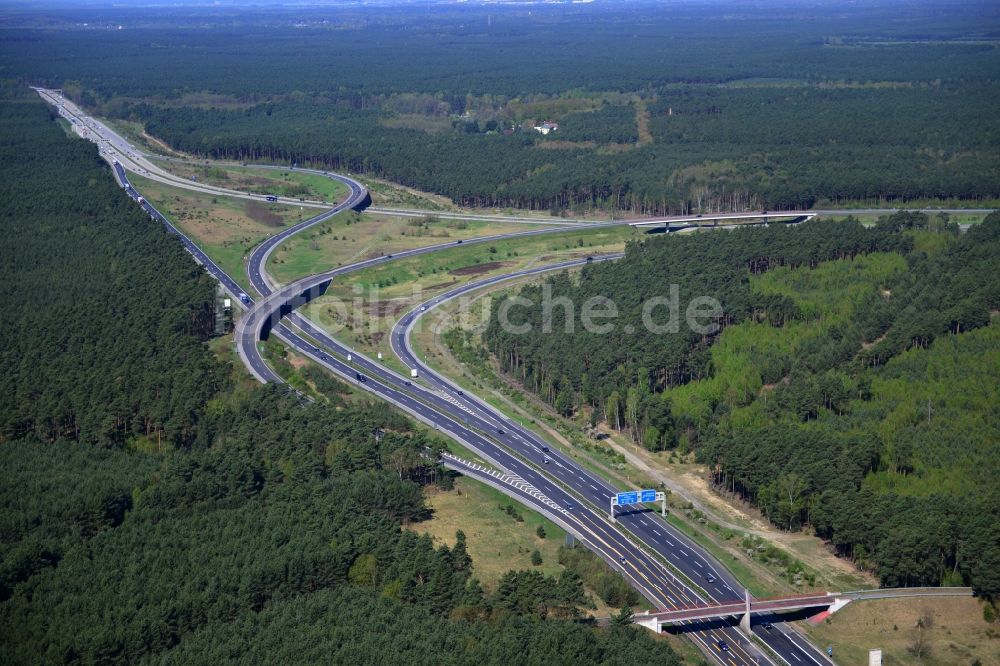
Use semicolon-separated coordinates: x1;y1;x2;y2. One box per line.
640;489;657;503
615;491;638;505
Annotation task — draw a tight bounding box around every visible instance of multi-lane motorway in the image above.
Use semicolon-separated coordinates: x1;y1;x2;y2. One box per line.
69;92;826;664
38;86;893;665
231;194;831;663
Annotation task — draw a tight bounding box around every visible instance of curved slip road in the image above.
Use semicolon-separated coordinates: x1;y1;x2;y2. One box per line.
59;92;831;665
112;147;822;666
44;87;992;664
239;234;830;664
390;258;839;666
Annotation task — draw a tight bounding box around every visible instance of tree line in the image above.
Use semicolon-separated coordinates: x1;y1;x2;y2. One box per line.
120;88;999;216
5;6;998;215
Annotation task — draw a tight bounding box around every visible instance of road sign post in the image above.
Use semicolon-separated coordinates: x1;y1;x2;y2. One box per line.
610;489;667;522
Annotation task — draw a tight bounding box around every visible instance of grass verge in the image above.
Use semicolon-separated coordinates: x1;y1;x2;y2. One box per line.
129;172;307;291
269;213;554;284
804;596;999;666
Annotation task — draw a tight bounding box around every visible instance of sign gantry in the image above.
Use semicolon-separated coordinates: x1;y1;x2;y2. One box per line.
610;488;666;522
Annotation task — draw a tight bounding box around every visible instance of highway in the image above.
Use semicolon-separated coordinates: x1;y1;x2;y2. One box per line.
35;88;336;210
392;261;844;663
236;226;830;664
119;138;764;666
40;87;868;665
135;155;819;665
145;161;806;663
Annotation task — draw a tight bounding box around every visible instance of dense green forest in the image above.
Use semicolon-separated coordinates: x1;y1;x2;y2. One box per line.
2;2;998;212
483;214;1000;597
0;89;221;448
0;89;678;664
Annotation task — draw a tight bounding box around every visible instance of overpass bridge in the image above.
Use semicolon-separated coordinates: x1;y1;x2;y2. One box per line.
634;587;973;636
629;211;817;232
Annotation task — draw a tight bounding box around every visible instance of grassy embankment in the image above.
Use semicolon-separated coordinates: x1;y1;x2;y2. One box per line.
817;211;991;228
415;475;657;618
155;162;349;204
805;597;999;666
128;173;306;291
267;213;564;285
294;224;635;376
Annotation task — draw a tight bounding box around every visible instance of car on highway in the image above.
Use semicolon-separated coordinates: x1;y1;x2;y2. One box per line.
565;502;574;510
355;372;366;383
761;622;773;632
420;305;427;311
619;556;627;564
456;239;463;244
705;574;716;583
543;457;550;464
541;445;549;452
238;292;251;305
456;390;464;396
716;640;729;652
496;428;505;434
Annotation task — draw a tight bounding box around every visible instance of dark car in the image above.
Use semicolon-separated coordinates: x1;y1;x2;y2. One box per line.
541;445;549;452
717;640;729;652
566;502;574;510
355;372;366;383
456;239;463;244
456;390;464;396
497;428;505;435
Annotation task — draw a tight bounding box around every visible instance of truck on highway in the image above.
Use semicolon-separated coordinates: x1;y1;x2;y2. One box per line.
410;368;418;378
